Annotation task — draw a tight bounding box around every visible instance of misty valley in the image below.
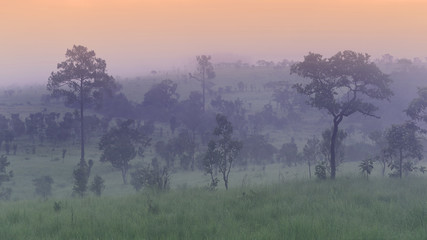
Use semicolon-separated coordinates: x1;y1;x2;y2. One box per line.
1;47;427;239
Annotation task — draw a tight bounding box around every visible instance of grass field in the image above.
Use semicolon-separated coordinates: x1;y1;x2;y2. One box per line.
1;177;427;239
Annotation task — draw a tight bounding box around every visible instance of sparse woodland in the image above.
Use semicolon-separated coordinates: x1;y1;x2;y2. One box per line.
1;47;427;238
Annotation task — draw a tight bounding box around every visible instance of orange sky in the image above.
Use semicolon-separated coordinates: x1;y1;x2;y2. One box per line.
1;0;427;86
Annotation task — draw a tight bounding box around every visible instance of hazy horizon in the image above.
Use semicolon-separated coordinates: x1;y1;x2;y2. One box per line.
1;0;427;87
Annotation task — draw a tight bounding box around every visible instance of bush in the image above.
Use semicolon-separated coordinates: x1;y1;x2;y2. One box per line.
90;175;105;196
72;160;89;197
315;164;327;180
33;175;54;200
130;159;170;191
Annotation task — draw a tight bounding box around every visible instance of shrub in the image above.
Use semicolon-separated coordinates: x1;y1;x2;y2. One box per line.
315;164;327;180
33;175;54;200
130;159;170;191
90;175;105;196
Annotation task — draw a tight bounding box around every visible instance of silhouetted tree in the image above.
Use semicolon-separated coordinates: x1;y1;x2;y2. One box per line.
141;79;179;122
130;158;169;191
292;50;393;179
89;175;105;196
211;96;247;136
303;136;320;179
368;130;389;177
359;158;374;180
25;112;45;144
0;155;13;200
99;120;151;184
10;114;25;137
189;55;216;112
47;45;117;164
239;134;277;165
204;114;242;190
33;176;54;200
177;91;203;137
385;122;423;178
406;87;427;127
72;160;89;197
155;140;177;169
45;112;60;143
278;138;298;167
320;128;347;174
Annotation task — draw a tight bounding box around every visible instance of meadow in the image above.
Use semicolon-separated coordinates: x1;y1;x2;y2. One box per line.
1;176;427;239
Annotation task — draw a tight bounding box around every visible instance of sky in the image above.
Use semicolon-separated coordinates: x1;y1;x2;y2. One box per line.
1;0;427;86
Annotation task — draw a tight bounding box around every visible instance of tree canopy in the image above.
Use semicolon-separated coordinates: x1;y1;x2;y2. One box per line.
48;45;118;162
99;120;151;184
292;50;393;179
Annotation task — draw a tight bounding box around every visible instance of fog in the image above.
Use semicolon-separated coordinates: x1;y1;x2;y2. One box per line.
2;0;427;86
2;1;427;238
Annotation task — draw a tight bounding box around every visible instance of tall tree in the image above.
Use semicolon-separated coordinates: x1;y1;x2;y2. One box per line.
291;50;393;179
47;45;117;164
204;114;242;190
189;55;215;112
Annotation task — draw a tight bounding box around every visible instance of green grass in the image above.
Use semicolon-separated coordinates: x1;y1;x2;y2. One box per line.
1;177;427;239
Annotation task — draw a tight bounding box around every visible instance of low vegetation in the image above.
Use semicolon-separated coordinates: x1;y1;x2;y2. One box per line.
1;177;427;239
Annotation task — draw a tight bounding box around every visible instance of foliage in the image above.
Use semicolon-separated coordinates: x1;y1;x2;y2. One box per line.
203;114;242;190
238;134;277;166
211;96;247;137
32;175;54;200
203;141;220;190
10;114;25;137
72;160;89;197
130;159;170;191
155;140;177;169
277;138;298;167
302;136;320;179
406;87;427;125
47;45;118;162
173;130;197;171
89;175;105;197
369;130;390;177
0;155;13;200
176;91;204;137
189;55;216;112
359;158;374;179
273;82;308;117
0;155;13;185
141;79;179;122
385;122;423;178
314;164;327;180
99;119;151;184
292;50;393;178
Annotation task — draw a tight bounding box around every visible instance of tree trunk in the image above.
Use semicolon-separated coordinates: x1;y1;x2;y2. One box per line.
399;149;403;179
308;161;312;179
122;167;128;184
202;66;206;112
80;79;85;163
330;116;343;179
